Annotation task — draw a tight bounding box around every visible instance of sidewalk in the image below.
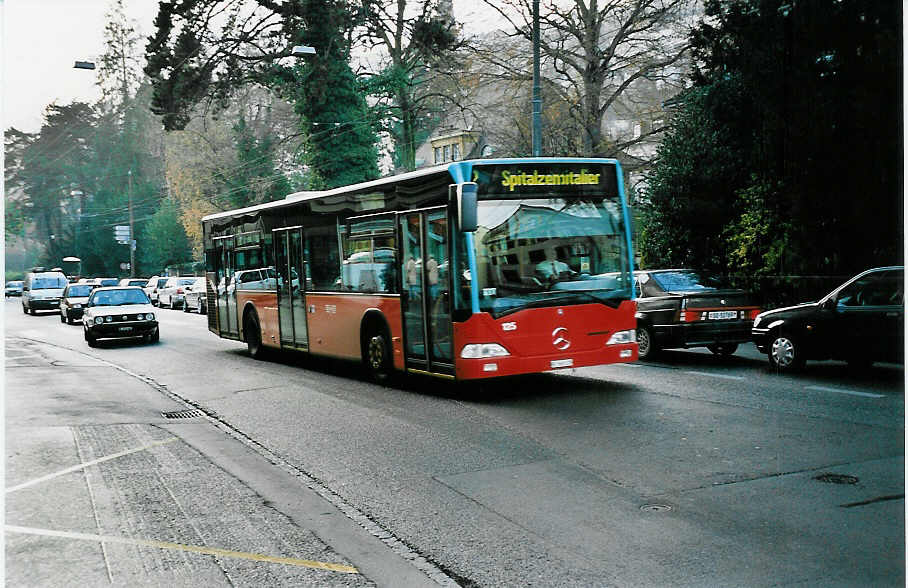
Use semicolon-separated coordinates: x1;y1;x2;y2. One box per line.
5;338;438;587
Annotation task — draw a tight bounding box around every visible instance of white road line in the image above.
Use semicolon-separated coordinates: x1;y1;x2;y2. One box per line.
685;371;746;381
806;385;885;398
5;352;43;359
618;363;642;368
5;437;179;493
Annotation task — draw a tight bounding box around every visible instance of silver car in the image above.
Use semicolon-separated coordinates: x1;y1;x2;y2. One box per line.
157;276;197;309
182;277;208;314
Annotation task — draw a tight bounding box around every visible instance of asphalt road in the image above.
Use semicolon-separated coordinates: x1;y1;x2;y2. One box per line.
5;298;905;587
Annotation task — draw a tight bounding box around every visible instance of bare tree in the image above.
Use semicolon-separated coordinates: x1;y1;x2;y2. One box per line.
479;0;694;157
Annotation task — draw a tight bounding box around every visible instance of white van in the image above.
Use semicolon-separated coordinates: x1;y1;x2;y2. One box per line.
22;271;68;315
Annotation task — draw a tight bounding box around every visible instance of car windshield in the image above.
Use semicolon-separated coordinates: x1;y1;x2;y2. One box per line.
66;285;95;297
7;281;23;288
89;289;150;306
650;270;728;292
32;277;68;289
467;197;632;317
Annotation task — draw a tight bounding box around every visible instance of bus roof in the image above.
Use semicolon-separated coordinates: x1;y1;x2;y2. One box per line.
201;157;622;223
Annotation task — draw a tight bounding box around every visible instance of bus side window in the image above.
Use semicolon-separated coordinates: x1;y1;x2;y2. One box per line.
305;225;341;291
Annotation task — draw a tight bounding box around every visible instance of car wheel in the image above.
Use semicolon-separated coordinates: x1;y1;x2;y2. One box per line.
636;325;657;360
28;306;36;315
144;327;160;344
183;299;190;313
21;304;27;314
708;343;738;356
244;313;266;359
67;315;75;325
768;332;804;372
363;326;393;383
60;311;67;323
197;298;204;314
84;328;97;347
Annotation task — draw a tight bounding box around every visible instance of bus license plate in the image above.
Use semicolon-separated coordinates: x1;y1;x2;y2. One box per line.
550;359;573;368
708;311;738;320
118;326;133;332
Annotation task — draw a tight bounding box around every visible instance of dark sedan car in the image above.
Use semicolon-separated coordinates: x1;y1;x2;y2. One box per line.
59;283;97;324
753;266;904;372
634;269;760;359
82;287;159;347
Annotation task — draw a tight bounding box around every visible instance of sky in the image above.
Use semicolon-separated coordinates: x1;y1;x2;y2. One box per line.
1;0;502;135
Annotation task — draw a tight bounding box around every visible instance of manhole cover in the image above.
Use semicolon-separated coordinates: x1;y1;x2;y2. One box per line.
640;503;673;513
161;409;205;419
814;473;859;485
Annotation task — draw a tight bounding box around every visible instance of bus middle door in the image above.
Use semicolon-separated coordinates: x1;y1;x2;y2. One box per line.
400;209;453;376
273;227;309;350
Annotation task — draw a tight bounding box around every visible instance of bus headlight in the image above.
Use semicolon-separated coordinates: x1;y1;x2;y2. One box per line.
606;330;636;345
461;343;510;358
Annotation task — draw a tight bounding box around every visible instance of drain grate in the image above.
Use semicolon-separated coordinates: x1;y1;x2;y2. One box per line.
640;503;673;513
161;409;205;419
814;473;859;485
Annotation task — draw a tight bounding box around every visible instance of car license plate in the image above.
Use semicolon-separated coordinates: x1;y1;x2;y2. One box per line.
708;311;738;320
550;359;573;368
118;326;133;332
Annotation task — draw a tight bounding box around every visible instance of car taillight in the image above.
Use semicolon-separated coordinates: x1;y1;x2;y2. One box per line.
749;308;761;320
684;310;703;322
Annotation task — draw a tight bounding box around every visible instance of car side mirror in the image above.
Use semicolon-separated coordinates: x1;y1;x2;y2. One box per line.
821;298;836;310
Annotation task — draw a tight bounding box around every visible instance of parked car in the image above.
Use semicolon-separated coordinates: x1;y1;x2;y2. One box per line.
22;270;69;315
59;283;98;324
158;276;197;309
144;276;169;306
82;286;159;347
753;266;904;372
94;277;120;287
634;269;760;359
5;281;24;297
119;278;149;288
182;277;208;314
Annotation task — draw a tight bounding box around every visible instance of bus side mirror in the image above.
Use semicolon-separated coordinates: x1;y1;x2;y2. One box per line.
457;182;478;232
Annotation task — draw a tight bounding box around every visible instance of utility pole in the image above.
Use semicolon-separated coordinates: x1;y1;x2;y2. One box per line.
532;0;542;157
128;169;135;277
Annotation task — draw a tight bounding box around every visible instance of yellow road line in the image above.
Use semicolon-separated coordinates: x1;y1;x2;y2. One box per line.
6;437;179;493
5;525;358;574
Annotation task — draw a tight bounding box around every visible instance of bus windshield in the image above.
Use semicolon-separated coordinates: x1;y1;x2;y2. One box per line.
469;197;632;317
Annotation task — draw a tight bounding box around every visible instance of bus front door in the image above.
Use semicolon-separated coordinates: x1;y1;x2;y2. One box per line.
400;209;453;375
274;227;308;349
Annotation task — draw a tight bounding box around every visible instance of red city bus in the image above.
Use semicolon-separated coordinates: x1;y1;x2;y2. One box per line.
201;158;637;381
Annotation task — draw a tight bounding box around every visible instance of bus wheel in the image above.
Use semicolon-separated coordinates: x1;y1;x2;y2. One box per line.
244;314;266;360
364;328;392;383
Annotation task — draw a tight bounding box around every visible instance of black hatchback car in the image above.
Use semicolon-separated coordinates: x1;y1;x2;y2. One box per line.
752;266;904;372
634;269;760;359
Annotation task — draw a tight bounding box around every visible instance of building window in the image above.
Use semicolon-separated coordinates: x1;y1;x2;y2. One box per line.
452;143;460;161
434;147;441;164
443;145;450;161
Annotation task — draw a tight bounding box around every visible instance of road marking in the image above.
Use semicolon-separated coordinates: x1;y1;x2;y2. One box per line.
4;525;359;573
806;385;885;398
6;437;179;493
685;371;746;381
5;352;43;359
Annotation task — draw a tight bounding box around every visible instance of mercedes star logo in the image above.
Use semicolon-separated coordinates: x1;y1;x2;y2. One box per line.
552;327;571;350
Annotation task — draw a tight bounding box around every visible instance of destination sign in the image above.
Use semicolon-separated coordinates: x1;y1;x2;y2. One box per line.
471;162;619;198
